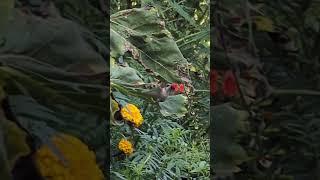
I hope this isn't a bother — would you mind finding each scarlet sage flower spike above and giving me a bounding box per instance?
[222,70,238,97]
[171,83,179,92]
[179,84,184,93]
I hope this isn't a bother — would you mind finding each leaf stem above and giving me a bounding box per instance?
[273,89,320,96]
[193,89,210,92]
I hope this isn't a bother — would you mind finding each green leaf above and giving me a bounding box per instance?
[110,29,127,58]
[110,7,189,83]
[167,0,195,26]
[253,16,275,32]
[212,104,249,136]
[159,95,187,118]
[111,58,144,85]
[7,95,106,163]
[110,99,120,122]
[0,0,14,35]
[211,104,250,176]
[0,117,31,180]
[0,10,106,74]
[2,120,31,168]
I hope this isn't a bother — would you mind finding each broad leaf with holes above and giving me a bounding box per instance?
[110,7,189,83]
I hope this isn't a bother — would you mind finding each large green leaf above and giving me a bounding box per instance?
[110,7,189,83]
[0,10,107,75]
[110,57,144,85]
[0,9,107,114]
[0,66,106,114]
[159,95,188,118]
[0,2,108,177]
[211,104,250,176]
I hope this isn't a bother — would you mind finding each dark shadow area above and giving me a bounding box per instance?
[211,0,320,179]
[0,0,109,179]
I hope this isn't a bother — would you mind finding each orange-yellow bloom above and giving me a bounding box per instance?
[118,139,133,155]
[34,134,104,180]
[120,103,143,127]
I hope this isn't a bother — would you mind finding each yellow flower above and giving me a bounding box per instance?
[120,103,143,127]
[118,139,133,155]
[34,134,104,180]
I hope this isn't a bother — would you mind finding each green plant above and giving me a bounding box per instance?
[110,0,210,179]
[212,0,320,179]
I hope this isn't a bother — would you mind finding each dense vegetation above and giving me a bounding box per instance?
[0,0,210,179]
[0,0,107,179]
[110,0,210,179]
[2,0,320,180]
[212,0,320,179]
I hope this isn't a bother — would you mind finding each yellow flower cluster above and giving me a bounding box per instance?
[118,139,133,155]
[34,134,104,180]
[120,103,143,127]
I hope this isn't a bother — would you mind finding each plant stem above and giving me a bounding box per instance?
[193,89,210,92]
[273,89,320,96]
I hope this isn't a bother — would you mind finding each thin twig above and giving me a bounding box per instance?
[215,1,252,115]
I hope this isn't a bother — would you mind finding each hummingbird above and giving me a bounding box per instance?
[142,83,185,102]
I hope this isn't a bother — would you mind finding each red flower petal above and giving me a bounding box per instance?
[179,84,184,93]
[222,70,238,97]
[171,83,179,92]
[210,70,218,96]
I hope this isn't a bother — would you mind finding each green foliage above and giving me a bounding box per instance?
[213,0,320,179]
[0,0,209,179]
[111,0,209,179]
[0,114,30,180]
[0,0,14,35]
[0,1,108,179]
[111,7,189,83]
[110,6,190,116]
[111,119,209,179]
[212,104,249,175]
[111,57,144,85]
[159,95,187,118]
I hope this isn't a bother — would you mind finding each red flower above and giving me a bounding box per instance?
[222,70,238,97]
[170,83,185,94]
[179,84,184,93]
[210,70,218,96]
[171,83,179,92]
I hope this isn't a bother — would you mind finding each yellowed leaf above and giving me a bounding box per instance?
[253,16,274,32]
